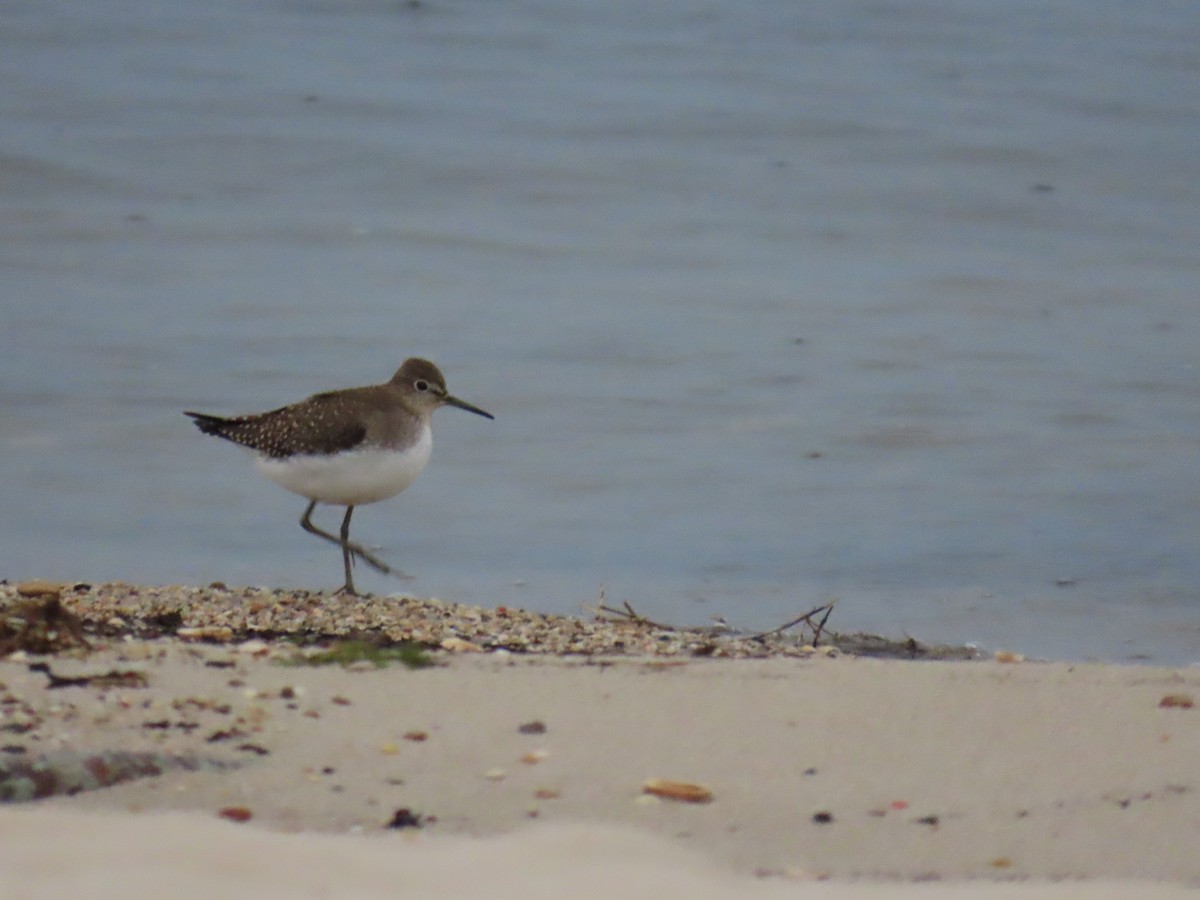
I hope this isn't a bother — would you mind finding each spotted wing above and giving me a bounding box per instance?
[184,393,369,459]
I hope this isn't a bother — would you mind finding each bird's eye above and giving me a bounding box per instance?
[414,379,429,392]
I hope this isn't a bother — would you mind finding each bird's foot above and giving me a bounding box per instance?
[346,543,394,576]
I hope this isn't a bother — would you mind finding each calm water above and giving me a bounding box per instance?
[2,0,1199,662]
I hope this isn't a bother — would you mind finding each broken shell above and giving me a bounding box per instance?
[441,637,483,653]
[237,639,271,656]
[16,580,63,599]
[178,626,234,643]
[642,779,714,804]
[1159,694,1195,709]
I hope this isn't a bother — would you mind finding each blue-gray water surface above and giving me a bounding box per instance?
[2,0,1199,662]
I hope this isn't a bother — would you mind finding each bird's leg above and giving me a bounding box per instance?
[299,501,395,595]
[339,506,355,596]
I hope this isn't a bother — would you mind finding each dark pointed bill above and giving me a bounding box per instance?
[445,394,494,420]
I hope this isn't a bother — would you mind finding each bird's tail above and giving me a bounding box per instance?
[183,411,232,437]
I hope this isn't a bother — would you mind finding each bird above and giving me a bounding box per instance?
[184,357,493,595]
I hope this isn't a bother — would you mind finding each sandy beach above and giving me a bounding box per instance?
[1,583,1198,898]
[5,2,1198,895]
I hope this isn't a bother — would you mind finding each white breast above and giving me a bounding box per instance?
[253,426,433,506]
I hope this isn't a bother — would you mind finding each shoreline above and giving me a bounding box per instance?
[2,582,1199,896]
[2,580,982,661]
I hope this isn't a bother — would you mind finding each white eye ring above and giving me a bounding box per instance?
[414,379,429,392]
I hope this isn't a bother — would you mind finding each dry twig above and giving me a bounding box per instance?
[751,601,837,645]
[590,586,674,630]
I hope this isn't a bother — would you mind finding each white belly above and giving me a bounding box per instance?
[253,427,433,506]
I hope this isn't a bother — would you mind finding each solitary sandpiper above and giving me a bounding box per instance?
[185,358,493,595]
